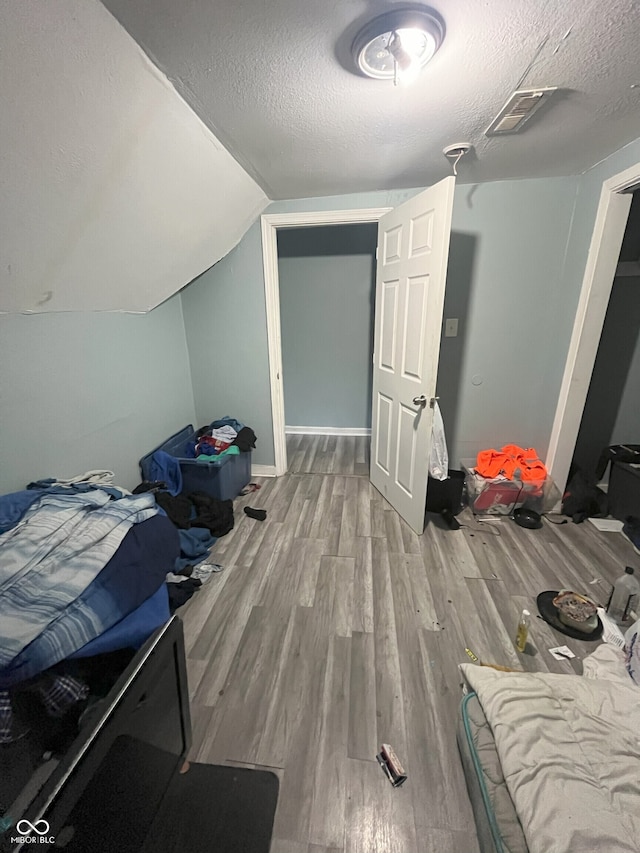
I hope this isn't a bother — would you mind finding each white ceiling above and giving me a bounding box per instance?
[101,0,640,199]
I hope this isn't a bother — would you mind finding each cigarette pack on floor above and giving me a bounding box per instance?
[376,743,407,787]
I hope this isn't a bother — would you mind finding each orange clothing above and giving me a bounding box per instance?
[476,445,546,482]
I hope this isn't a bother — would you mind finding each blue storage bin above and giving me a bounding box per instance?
[139,424,251,501]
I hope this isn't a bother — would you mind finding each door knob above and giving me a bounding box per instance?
[412,395,427,407]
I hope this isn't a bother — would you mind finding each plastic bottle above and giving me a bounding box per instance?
[515,609,530,653]
[606,567,640,623]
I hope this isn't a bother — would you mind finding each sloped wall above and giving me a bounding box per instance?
[0,0,267,314]
[0,296,196,493]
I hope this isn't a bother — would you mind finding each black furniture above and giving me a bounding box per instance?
[2,618,278,853]
[608,460,640,522]
[596,443,640,480]
[2,617,191,853]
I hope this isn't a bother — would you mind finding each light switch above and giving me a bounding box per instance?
[445,318,458,337]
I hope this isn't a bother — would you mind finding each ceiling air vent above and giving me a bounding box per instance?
[485,87,558,137]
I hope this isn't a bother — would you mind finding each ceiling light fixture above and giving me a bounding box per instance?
[443,142,473,176]
[352,6,445,85]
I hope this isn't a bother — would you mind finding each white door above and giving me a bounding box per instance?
[370,177,455,533]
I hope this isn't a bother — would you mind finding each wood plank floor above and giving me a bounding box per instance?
[181,435,637,853]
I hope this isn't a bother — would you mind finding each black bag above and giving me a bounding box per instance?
[561,470,608,523]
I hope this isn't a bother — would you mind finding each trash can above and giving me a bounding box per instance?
[426,469,466,515]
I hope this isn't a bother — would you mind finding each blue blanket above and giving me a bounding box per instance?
[70,584,170,658]
[0,493,178,687]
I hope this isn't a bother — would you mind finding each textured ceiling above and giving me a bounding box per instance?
[101,0,640,199]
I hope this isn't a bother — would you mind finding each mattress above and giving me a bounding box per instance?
[461,664,640,853]
[456,691,528,853]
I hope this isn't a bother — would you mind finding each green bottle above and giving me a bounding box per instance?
[515,609,530,653]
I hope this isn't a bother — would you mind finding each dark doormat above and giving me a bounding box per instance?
[142,762,279,853]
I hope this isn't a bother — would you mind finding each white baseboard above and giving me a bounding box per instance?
[251,464,277,478]
[285,425,371,437]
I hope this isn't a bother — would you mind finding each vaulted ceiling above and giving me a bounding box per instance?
[3,1,640,315]
[102,0,640,199]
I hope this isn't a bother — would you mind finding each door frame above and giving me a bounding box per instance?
[261,207,392,476]
[546,160,640,492]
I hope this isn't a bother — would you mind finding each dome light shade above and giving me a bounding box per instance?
[351,7,445,83]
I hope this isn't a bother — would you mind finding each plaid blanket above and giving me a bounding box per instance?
[0,676,89,744]
[0,490,157,684]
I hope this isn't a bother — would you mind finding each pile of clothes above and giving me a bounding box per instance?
[475,444,547,482]
[468,445,548,515]
[192,417,256,463]
[132,484,234,611]
[139,416,255,610]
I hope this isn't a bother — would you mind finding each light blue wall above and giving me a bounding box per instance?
[440,176,580,465]
[278,224,377,428]
[180,141,640,470]
[181,189,420,466]
[0,296,196,493]
[180,222,274,459]
[7,137,639,492]
[181,180,583,467]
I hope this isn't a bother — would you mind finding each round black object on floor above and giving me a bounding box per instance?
[537,591,603,641]
[513,507,543,529]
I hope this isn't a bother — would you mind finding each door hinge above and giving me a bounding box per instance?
[375,246,379,260]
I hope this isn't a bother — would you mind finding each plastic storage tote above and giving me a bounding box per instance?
[139,424,251,501]
[462,463,522,515]
[462,463,548,516]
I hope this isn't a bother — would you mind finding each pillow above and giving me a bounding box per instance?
[624,617,640,685]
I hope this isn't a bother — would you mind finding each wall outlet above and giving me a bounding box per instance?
[445,318,459,337]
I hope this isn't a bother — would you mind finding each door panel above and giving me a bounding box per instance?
[383,225,403,263]
[375,392,393,474]
[402,275,428,379]
[409,210,433,256]
[380,281,399,370]
[396,404,418,495]
[370,177,455,533]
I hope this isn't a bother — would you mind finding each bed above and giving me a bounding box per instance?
[457,643,640,853]
[457,689,528,853]
[0,481,180,748]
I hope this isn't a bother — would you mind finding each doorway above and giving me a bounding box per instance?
[546,160,640,492]
[278,223,378,435]
[277,222,377,475]
[262,180,455,534]
[261,207,391,476]
[570,190,640,483]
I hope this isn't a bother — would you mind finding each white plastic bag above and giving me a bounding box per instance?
[429,401,449,481]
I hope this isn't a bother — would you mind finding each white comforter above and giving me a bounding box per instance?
[461,663,640,853]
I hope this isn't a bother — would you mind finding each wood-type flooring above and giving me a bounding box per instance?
[182,435,635,853]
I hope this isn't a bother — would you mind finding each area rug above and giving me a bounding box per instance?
[142,762,279,853]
